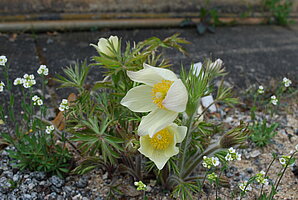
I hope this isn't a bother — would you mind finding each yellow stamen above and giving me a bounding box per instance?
[150,128,173,150]
[151,80,173,109]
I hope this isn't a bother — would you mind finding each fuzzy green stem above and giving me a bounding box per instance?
[270,152,296,200]
[259,156,276,197]
[181,142,221,179]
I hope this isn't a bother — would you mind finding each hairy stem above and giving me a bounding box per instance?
[181,142,221,179]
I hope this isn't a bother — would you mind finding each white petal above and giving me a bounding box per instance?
[193,62,202,76]
[120,85,156,112]
[143,63,178,81]
[109,36,119,49]
[138,109,178,137]
[168,124,187,143]
[201,95,217,112]
[150,150,170,170]
[97,38,113,56]
[138,136,154,158]
[163,79,188,112]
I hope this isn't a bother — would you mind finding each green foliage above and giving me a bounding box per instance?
[249,120,278,147]
[180,8,222,35]
[71,117,123,164]
[54,60,90,92]
[2,129,71,177]
[263,0,293,26]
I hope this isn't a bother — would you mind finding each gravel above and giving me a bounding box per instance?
[0,146,104,199]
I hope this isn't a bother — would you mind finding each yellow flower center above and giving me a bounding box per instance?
[151,80,174,109]
[150,128,173,150]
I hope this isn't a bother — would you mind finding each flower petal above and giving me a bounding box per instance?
[138,109,178,137]
[163,79,188,112]
[143,63,178,81]
[164,146,179,158]
[127,64,178,86]
[150,150,170,170]
[168,123,187,143]
[120,85,156,112]
[97,38,112,56]
[138,136,154,158]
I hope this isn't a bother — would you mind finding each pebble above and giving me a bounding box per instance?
[49,176,65,188]
[76,177,88,188]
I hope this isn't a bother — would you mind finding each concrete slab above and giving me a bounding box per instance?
[0,34,39,79]
[1,25,297,90]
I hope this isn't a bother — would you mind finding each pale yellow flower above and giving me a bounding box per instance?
[121,63,188,137]
[91,35,119,57]
[138,123,187,170]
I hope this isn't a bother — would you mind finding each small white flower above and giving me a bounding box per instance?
[32,95,43,106]
[225,153,233,161]
[239,181,252,192]
[37,99,43,106]
[256,171,269,185]
[0,81,5,92]
[32,95,39,101]
[279,157,286,165]
[228,147,236,153]
[37,65,49,76]
[14,78,24,85]
[295,144,298,151]
[257,85,264,94]
[45,125,55,134]
[22,74,36,88]
[134,181,147,191]
[0,55,7,66]
[211,157,220,166]
[225,148,241,162]
[202,156,220,168]
[282,77,292,87]
[49,125,55,130]
[58,99,69,111]
[270,95,278,105]
[236,152,241,161]
[59,105,65,111]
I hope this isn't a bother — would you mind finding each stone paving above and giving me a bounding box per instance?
[0,25,297,90]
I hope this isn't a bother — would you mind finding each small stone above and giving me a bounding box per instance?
[31,171,46,181]
[102,172,108,180]
[76,177,88,188]
[249,150,261,158]
[246,168,254,174]
[49,176,64,188]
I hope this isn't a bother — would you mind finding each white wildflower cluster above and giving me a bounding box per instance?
[239,181,252,192]
[45,125,55,134]
[207,172,218,182]
[0,55,7,66]
[282,77,292,88]
[14,74,36,88]
[134,181,147,191]
[257,85,264,94]
[255,171,269,185]
[279,155,291,167]
[270,95,278,105]
[225,147,241,161]
[59,99,69,111]
[37,65,49,76]
[32,95,43,106]
[202,156,220,169]
[0,81,5,92]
